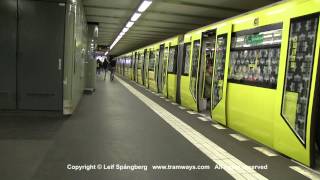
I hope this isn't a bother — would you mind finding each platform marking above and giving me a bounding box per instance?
[291,159,320,178]
[200,114,211,119]
[187,111,198,115]
[178,106,186,110]
[290,166,320,179]
[116,76,267,180]
[197,117,210,122]
[212,124,226,130]
[253,147,278,157]
[230,134,249,142]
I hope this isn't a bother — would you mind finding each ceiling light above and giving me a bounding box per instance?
[126,21,134,28]
[138,0,152,12]
[131,12,141,21]
[109,0,152,50]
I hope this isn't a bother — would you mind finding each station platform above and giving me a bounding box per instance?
[0,75,318,180]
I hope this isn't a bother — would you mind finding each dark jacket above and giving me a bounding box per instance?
[103,60,108,69]
[109,59,116,67]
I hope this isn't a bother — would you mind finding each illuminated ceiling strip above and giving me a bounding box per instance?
[110,0,152,50]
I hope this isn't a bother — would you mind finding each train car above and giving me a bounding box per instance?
[218,0,319,168]
[115,0,320,168]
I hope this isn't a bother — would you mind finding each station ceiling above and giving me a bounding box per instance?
[83,0,280,55]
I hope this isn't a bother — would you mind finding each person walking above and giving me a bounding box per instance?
[96,59,102,75]
[103,58,108,80]
[108,58,116,81]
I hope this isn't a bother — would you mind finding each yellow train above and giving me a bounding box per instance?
[115,0,320,168]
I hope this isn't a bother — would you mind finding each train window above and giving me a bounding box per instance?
[167,46,178,74]
[137,54,141,69]
[148,51,155,71]
[182,43,191,75]
[212,34,228,109]
[138,53,144,69]
[144,50,149,72]
[228,23,283,89]
[154,49,159,81]
[282,14,319,143]
[162,47,169,88]
[190,40,201,99]
[130,55,134,69]
[126,56,131,75]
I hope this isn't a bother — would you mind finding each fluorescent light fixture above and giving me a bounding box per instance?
[109,0,152,50]
[131,12,141,21]
[122,27,129,33]
[126,21,134,28]
[138,0,152,12]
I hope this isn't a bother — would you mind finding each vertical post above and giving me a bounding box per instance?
[84,23,99,93]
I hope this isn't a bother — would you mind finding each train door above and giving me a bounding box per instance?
[189,40,201,104]
[197,30,216,113]
[131,54,135,80]
[18,0,65,110]
[211,23,232,125]
[134,52,138,82]
[167,44,178,101]
[176,35,185,104]
[163,46,169,97]
[137,53,141,84]
[144,50,149,88]
[132,53,135,81]
[278,14,320,167]
[313,54,320,168]
[148,49,157,92]
[154,49,160,91]
[157,44,165,93]
[0,0,17,110]
[142,49,147,86]
[129,55,132,80]
[122,59,125,76]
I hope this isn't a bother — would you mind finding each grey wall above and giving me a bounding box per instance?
[0,0,89,115]
[63,0,89,115]
[0,0,17,110]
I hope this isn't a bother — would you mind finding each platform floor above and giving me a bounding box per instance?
[0,74,319,180]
